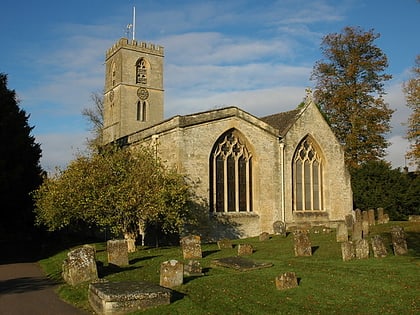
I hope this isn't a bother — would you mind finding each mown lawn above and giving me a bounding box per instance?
[39,221,420,314]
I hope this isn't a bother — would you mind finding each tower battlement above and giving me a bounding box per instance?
[106,38,164,58]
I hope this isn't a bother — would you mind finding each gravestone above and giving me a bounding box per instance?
[107,239,129,267]
[354,239,369,259]
[259,232,270,241]
[352,221,363,241]
[368,209,375,226]
[275,272,298,290]
[371,235,388,258]
[408,215,420,222]
[180,235,202,259]
[377,207,384,224]
[184,260,203,277]
[336,222,348,242]
[383,214,390,224]
[89,281,171,314]
[355,209,362,222]
[362,220,369,238]
[273,221,286,236]
[62,245,98,286]
[345,214,354,229]
[341,241,355,261]
[212,256,273,271]
[160,260,183,288]
[217,238,233,249]
[362,211,368,223]
[293,230,312,257]
[237,244,254,256]
[390,226,408,255]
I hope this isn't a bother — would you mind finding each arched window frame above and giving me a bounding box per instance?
[210,129,253,213]
[292,136,324,211]
[136,58,148,84]
[136,100,147,121]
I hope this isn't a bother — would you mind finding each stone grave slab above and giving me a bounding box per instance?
[88,281,171,315]
[217,239,233,249]
[371,235,388,258]
[212,256,273,272]
[341,241,355,261]
[354,239,369,259]
[273,221,287,236]
[160,260,183,288]
[293,230,312,257]
[259,232,270,241]
[336,222,348,242]
[377,207,384,224]
[184,260,203,277]
[237,244,253,256]
[391,226,408,255]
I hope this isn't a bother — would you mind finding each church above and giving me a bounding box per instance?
[102,38,353,240]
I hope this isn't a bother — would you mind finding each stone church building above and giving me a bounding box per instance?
[102,38,353,240]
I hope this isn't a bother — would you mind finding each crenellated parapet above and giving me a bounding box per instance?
[106,38,164,58]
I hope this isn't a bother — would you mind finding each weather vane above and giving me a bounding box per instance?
[124,5,136,40]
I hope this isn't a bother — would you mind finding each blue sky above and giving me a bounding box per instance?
[1,0,419,172]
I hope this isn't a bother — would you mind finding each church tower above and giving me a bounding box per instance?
[103,38,164,143]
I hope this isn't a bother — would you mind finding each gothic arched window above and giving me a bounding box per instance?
[210,130,252,213]
[136,100,147,121]
[136,58,147,84]
[293,137,323,211]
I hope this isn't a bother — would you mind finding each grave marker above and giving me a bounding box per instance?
[180,235,202,259]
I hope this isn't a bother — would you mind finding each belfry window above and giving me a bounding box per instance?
[136,101,147,121]
[136,59,147,84]
[210,130,252,213]
[293,137,323,211]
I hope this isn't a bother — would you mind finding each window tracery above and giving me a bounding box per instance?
[136,59,147,84]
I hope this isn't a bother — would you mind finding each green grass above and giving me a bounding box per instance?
[39,221,420,314]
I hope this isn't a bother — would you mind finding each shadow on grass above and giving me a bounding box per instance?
[406,231,420,258]
[97,263,142,278]
[311,246,320,255]
[171,290,186,303]
[129,255,161,265]
[202,250,220,258]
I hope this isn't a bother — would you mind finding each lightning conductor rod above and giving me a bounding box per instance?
[132,6,136,41]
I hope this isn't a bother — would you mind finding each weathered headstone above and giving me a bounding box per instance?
[183,260,203,277]
[362,220,369,238]
[89,281,171,314]
[362,211,369,223]
[259,232,270,241]
[371,235,388,258]
[160,260,183,288]
[354,239,369,259]
[217,238,233,249]
[390,226,408,255]
[62,245,98,286]
[293,230,312,257]
[368,209,375,226]
[341,241,355,261]
[273,221,287,236]
[377,207,384,224]
[383,214,390,224]
[336,222,348,242]
[408,215,420,222]
[345,214,354,229]
[355,209,362,222]
[275,272,298,290]
[180,235,202,259]
[352,221,363,241]
[237,244,254,256]
[107,239,129,267]
[124,233,136,253]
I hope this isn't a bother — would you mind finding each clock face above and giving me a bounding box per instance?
[137,87,149,100]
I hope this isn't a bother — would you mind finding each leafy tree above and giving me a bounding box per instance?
[82,91,104,149]
[0,73,43,236]
[351,160,420,220]
[33,145,196,243]
[403,54,420,170]
[311,26,394,169]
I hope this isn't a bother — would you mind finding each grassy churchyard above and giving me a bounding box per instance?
[39,221,420,314]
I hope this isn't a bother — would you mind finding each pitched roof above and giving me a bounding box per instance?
[260,108,301,137]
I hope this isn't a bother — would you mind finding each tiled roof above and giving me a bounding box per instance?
[260,108,301,137]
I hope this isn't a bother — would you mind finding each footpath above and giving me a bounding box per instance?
[0,240,87,315]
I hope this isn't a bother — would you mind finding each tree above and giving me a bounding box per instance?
[0,73,43,237]
[403,54,420,170]
[311,26,394,169]
[82,91,104,149]
[33,145,196,244]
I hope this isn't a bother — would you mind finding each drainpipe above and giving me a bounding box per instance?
[279,140,285,222]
